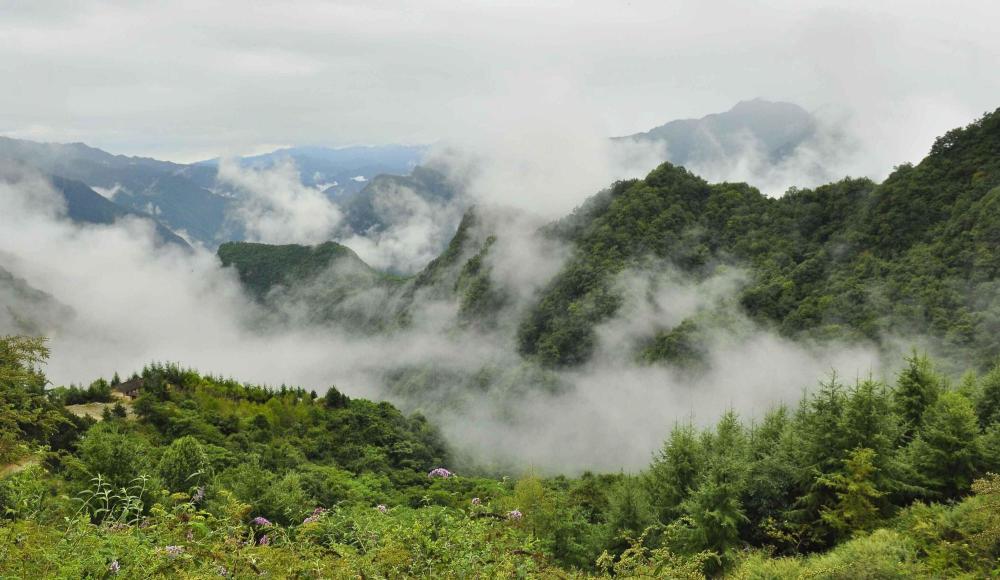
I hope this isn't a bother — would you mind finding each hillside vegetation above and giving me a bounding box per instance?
[518,108,1000,368]
[220,109,1000,378]
[2,336,999,577]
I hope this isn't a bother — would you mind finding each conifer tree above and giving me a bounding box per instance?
[907,391,981,498]
[893,353,942,441]
[817,447,885,537]
[974,362,1000,429]
[646,423,703,522]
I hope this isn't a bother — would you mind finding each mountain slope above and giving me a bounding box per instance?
[0,137,227,245]
[218,241,407,329]
[619,99,818,167]
[335,165,460,235]
[48,176,190,248]
[0,265,73,335]
[520,108,1000,368]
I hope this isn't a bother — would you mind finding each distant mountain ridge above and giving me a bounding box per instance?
[0,136,227,245]
[199,144,427,197]
[0,137,427,247]
[618,99,818,167]
[47,175,191,249]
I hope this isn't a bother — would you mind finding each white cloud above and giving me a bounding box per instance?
[218,158,342,244]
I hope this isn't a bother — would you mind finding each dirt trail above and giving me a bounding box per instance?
[0,455,38,478]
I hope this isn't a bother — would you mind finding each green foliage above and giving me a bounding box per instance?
[646,423,704,522]
[77,423,154,491]
[816,448,886,537]
[893,353,943,440]
[906,391,982,498]
[158,436,211,492]
[3,333,1000,576]
[514,109,1000,369]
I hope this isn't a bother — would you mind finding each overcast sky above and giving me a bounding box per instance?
[2,0,998,163]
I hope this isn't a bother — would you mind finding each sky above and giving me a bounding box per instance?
[1,0,998,163]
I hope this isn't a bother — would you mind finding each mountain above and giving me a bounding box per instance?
[336,165,460,235]
[224,108,1000,374]
[618,98,818,168]
[200,144,427,196]
[0,264,73,335]
[0,137,227,245]
[48,176,190,249]
[519,106,1000,368]
[218,241,406,329]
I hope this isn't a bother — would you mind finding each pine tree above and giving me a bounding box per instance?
[893,353,942,441]
[646,423,703,522]
[817,447,885,538]
[907,391,981,498]
[673,411,749,571]
[605,475,654,554]
[974,362,1000,429]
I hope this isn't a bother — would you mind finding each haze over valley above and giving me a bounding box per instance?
[2,2,999,577]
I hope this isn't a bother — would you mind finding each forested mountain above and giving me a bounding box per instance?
[335,165,459,235]
[519,107,1000,369]
[221,108,1000,376]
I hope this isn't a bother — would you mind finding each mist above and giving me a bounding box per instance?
[0,155,900,473]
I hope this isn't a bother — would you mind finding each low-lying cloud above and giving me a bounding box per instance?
[0,166,893,473]
[220,158,343,245]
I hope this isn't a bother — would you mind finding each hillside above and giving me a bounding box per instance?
[218,241,407,329]
[212,109,1000,375]
[49,176,191,249]
[2,336,1000,577]
[518,107,1000,368]
[0,137,226,245]
[0,266,73,335]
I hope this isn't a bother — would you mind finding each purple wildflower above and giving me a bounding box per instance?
[428,467,453,478]
[108,560,120,574]
[471,497,481,506]
[506,509,523,521]
[251,516,272,526]
[376,504,388,513]
[164,545,184,558]
[258,534,270,546]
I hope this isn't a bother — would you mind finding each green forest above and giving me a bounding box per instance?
[2,334,999,577]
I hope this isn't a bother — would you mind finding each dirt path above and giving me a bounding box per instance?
[0,455,38,478]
